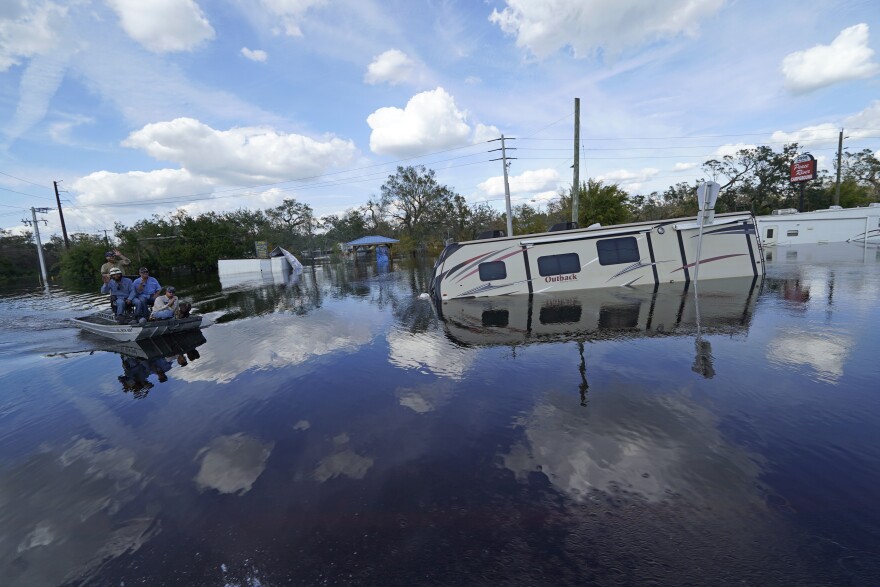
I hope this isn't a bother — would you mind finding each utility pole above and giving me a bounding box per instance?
[489,135,517,237]
[834,128,844,207]
[22,208,51,285]
[53,180,70,249]
[102,229,111,246]
[572,97,580,225]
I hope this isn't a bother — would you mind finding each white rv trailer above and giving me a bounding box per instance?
[430,211,764,300]
[755,203,880,246]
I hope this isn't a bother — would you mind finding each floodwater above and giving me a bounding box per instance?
[1,243,879,586]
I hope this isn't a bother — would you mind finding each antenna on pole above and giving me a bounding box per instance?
[572,97,580,225]
[489,135,517,236]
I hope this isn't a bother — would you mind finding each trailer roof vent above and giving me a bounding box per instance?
[476,229,506,240]
[771,208,798,215]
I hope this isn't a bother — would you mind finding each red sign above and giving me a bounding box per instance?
[790,154,817,183]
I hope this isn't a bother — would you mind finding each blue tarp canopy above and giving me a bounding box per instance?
[345,236,399,247]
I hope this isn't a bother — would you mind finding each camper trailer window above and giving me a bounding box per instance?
[596,237,640,265]
[478,261,507,281]
[787,230,799,237]
[766,229,774,238]
[538,253,581,276]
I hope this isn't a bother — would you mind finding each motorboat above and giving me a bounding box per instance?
[72,310,203,342]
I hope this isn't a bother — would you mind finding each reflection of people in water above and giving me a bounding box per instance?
[117,344,204,397]
[118,356,154,398]
[175,348,202,367]
[149,356,173,383]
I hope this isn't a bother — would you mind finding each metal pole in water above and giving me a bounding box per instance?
[31,207,49,286]
[501,135,513,237]
[693,181,720,286]
[694,185,707,285]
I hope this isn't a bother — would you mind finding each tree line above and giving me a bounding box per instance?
[2,143,878,282]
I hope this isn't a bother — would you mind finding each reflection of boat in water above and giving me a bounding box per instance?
[98,330,207,360]
[437,277,762,348]
[72,310,203,341]
[108,331,206,398]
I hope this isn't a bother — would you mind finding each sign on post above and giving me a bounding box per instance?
[790,153,817,183]
[254,241,269,258]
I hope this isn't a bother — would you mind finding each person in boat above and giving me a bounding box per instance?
[100,267,142,322]
[100,249,131,282]
[133,266,161,316]
[150,286,179,320]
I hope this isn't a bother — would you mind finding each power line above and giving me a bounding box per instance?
[0,170,51,189]
[0,185,56,200]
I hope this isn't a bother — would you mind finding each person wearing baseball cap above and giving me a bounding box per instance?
[150,286,179,320]
[100,267,138,322]
[100,249,131,282]
[133,267,162,317]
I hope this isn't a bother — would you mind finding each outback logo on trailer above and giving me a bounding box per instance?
[544,274,578,283]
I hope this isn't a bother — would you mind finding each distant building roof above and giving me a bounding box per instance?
[345,236,399,246]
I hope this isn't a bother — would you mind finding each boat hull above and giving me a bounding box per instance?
[72,311,203,342]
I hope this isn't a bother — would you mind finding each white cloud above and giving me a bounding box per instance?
[122,117,358,184]
[472,123,500,144]
[0,0,67,71]
[260,0,326,37]
[713,143,757,159]
[782,24,880,93]
[48,114,95,144]
[241,47,267,62]
[367,87,471,156]
[767,101,880,151]
[489,0,724,59]
[364,49,416,85]
[72,168,213,206]
[771,123,839,148]
[596,167,659,186]
[844,100,880,140]
[673,162,698,172]
[478,168,561,197]
[106,0,215,53]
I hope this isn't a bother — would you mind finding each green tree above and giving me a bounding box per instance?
[58,234,107,280]
[379,165,456,243]
[323,209,368,246]
[843,149,880,200]
[512,203,547,234]
[703,144,801,214]
[577,179,632,227]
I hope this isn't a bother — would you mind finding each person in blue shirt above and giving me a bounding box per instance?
[133,267,161,317]
[100,267,142,322]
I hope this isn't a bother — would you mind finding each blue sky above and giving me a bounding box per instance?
[1,0,879,238]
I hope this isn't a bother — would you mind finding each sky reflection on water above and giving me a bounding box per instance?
[1,245,879,586]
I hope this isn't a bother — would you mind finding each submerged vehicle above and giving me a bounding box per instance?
[430,210,763,301]
[755,203,880,246]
